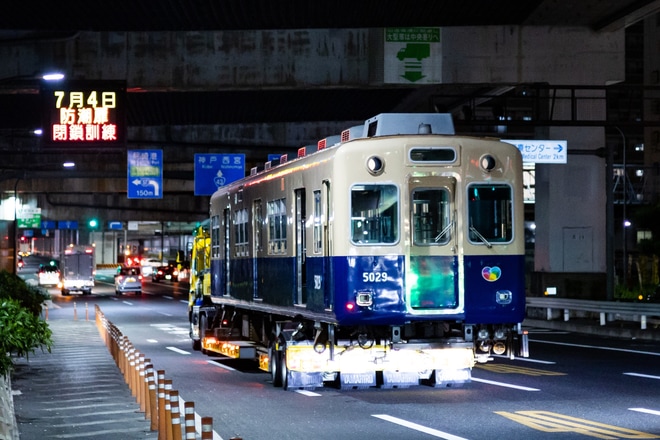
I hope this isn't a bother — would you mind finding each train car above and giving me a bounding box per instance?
[191,113,528,390]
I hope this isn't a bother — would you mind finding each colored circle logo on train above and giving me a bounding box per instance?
[481,266,501,282]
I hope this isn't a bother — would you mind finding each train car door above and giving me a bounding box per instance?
[408,176,459,312]
[252,199,262,298]
[223,208,231,296]
[295,188,306,304]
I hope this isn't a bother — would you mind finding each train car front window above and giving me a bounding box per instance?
[412,189,451,245]
[467,184,513,244]
[351,184,398,244]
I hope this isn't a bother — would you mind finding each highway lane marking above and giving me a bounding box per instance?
[208,360,236,371]
[493,354,556,364]
[624,372,660,380]
[630,408,660,416]
[179,299,189,304]
[177,396,223,440]
[373,414,469,439]
[530,339,660,357]
[475,363,565,376]
[166,346,190,355]
[122,300,133,306]
[495,410,658,439]
[470,377,540,391]
[295,390,321,397]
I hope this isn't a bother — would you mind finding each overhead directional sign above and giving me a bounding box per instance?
[17,207,41,228]
[503,139,567,164]
[194,153,245,196]
[127,149,163,199]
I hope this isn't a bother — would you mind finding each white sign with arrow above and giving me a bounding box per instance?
[502,140,567,164]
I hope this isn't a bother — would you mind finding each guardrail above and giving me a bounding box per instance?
[526,297,660,330]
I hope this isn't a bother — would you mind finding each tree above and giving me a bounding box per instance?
[0,271,52,377]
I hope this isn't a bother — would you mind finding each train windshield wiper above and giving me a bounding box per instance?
[469,225,492,248]
[434,221,453,243]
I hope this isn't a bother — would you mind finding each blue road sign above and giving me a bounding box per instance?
[194,154,245,196]
[108,221,123,230]
[57,220,78,230]
[127,149,163,199]
[41,220,56,229]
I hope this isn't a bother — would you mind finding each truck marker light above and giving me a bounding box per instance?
[346,302,355,312]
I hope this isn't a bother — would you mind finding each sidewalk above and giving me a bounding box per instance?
[10,318,155,439]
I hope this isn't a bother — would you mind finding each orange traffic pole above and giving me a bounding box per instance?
[201,417,213,440]
[184,401,196,440]
[164,379,173,440]
[170,390,182,440]
[157,371,166,440]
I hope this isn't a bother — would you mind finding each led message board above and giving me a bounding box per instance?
[41,80,126,147]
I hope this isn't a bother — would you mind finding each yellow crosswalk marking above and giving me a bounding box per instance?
[475,363,565,376]
[495,411,659,439]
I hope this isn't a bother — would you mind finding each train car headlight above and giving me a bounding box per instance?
[366,156,385,175]
[480,154,496,172]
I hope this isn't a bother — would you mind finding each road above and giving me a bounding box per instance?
[19,256,660,440]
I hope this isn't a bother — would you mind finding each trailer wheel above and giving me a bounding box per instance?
[271,345,282,387]
[199,314,208,354]
[279,349,289,391]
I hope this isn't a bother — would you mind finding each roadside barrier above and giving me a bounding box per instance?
[95,305,219,439]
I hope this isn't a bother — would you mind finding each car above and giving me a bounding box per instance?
[115,267,143,295]
[38,265,61,286]
[140,258,164,277]
[151,265,178,282]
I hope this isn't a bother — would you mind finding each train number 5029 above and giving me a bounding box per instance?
[362,272,388,283]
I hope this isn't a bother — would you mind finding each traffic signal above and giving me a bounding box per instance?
[88,218,99,229]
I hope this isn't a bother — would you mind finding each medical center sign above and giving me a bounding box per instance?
[41,80,126,148]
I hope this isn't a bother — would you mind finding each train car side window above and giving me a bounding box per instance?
[234,208,248,257]
[313,190,322,254]
[412,189,451,245]
[211,214,220,258]
[267,198,287,254]
[350,184,398,245]
[467,184,513,245]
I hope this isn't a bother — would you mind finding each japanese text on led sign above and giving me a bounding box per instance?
[42,80,126,147]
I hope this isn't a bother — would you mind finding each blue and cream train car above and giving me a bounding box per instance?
[195,113,529,390]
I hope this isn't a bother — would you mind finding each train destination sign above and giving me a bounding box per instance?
[127,149,163,199]
[41,80,126,148]
[502,139,567,164]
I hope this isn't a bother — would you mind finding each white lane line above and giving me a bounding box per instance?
[624,372,660,380]
[178,396,223,440]
[157,311,173,316]
[470,377,540,391]
[208,360,236,371]
[122,300,133,306]
[180,300,189,304]
[295,390,321,397]
[492,355,556,364]
[166,346,190,355]
[531,339,660,357]
[146,339,158,343]
[373,414,470,439]
[630,408,660,416]
[163,295,173,300]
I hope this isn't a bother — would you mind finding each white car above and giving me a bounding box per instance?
[38,265,61,286]
[140,259,163,277]
[115,267,143,295]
